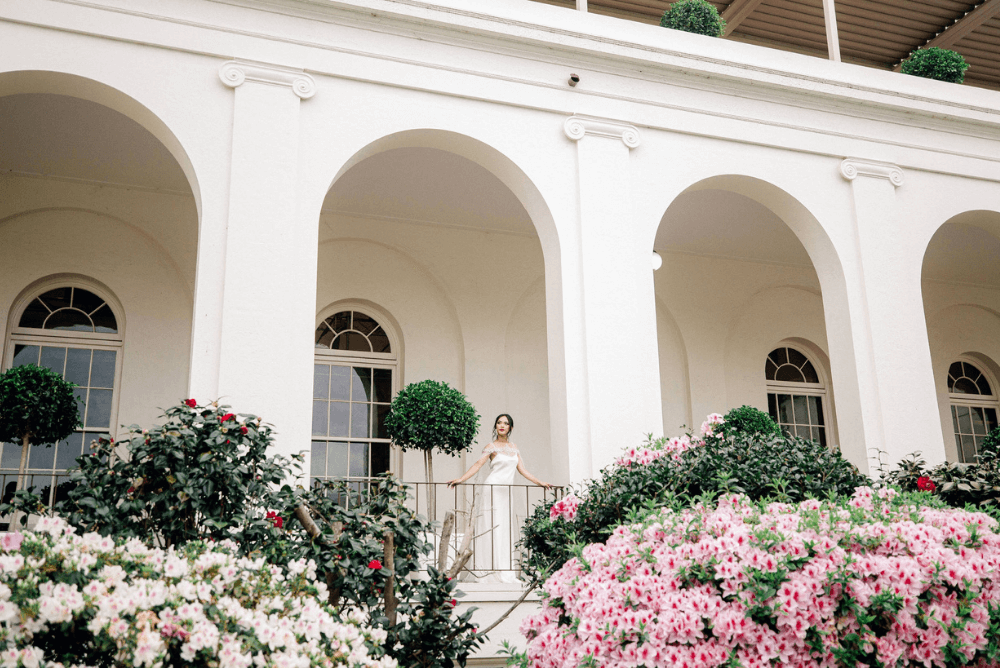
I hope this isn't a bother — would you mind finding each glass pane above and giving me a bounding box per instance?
[977,375,993,396]
[375,404,391,439]
[39,346,66,374]
[954,378,979,395]
[46,309,93,332]
[333,332,371,352]
[787,348,808,367]
[1,442,22,470]
[39,288,72,312]
[767,393,778,422]
[971,407,987,436]
[73,289,103,314]
[311,441,327,478]
[373,369,393,403]
[770,348,788,366]
[817,426,827,448]
[330,366,350,400]
[949,362,964,380]
[792,395,809,425]
[329,442,349,477]
[315,325,336,348]
[19,299,48,328]
[957,406,972,435]
[313,365,330,400]
[55,433,85,470]
[765,358,778,381]
[85,389,113,428]
[349,442,369,477]
[90,304,118,334]
[952,405,961,434]
[987,408,999,432]
[65,348,92,387]
[352,368,372,402]
[327,312,351,334]
[351,403,370,438]
[796,426,811,440]
[329,402,349,438]
[369,328,391,354]
[372,443,390,476]
[73,388,87,420]
[778,395,793,424]
[90,350,116,388]
[962,435,977,463]
[312,401,329,437]
[12,344,39,367]
[352,313,379,335]
[775,365,806,383]
[801,361,819,384]
[809,396,825,425]
[28,443,55,471]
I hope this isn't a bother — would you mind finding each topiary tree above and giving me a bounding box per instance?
[383,380,480,521]
[660,0,726,37]
[0,364,80,526]
[901,47,970,83]
[717,404,781,440]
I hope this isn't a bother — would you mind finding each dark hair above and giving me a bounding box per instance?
[493,413,514,439]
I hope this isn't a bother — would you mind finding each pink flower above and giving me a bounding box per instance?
[1,533,22,552]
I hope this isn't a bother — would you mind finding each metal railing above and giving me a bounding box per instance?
[0,472,74,531]
[315,477,564,577]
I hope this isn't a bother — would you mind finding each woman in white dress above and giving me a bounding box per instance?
[447,414,552,583]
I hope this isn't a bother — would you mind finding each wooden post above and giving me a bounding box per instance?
[384,532,397,626]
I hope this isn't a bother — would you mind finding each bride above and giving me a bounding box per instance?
[447,414,552,583]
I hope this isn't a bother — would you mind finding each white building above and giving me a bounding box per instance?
[2,0,999,661]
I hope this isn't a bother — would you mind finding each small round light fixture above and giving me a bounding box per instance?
[651,251,663,271]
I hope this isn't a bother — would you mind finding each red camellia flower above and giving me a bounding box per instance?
[274,517,283,529]
[265,511,283,529]
[241,426,248,435]
[917,476,937,492]
[184,399,197,408]
[450,599,457,608]
[127,487,135,494]
[367,559,383,570]
[221,413,236,422]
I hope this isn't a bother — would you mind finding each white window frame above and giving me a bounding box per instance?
[948,357,1000,463]
[312,303,401,483]
[3,279,125,508]
[765,345,830,447]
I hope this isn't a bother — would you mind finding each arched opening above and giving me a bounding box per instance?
[922,210,1000,462]
[0,73,199,459]
[653,176,846,453]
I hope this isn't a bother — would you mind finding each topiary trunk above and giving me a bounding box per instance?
[424,449,436,523]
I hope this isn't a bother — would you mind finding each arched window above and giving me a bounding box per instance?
[3,284,123,507]
[948,360,999,463]
[312,309,397,483]
[765,346,827,446]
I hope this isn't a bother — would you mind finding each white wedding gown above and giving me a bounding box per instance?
[473,445,520,583]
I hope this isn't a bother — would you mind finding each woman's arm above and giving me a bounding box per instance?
[446,453,491,487]
[516,454,553,489]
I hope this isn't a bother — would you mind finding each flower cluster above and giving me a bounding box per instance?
[700,412,725,438]
[917,476,937,492]
[549,494,581,522]
[520,489,1000,668]
[615,435,700,469]
[0,517,396,668]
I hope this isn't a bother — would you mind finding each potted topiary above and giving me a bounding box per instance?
[383,380,480,521]
[901,47,970,83]
[660,0,727,37]
[0,364,81,528]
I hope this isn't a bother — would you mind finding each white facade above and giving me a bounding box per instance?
[2,0,1000,659]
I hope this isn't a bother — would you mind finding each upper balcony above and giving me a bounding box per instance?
[529,0,999,92]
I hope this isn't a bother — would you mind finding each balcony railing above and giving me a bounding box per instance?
[320,478,565,578]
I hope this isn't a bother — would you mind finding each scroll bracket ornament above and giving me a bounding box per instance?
[839,158,904,187]
[219,60,316,100]
[563,114,641,149]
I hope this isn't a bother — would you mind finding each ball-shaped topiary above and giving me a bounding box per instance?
[0,364,80,449]
[660,0,726,37]
[901,47,970,84]
[718,404,781,439]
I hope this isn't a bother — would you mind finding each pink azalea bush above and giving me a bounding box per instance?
[520,488,1000,668]
[616,435,701,468]
[550,495,582,522]
[0,516,395,668]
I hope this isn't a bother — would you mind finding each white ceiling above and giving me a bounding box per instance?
[322,148,536,236]
[0,94,189,193]
[924,222,1000,287]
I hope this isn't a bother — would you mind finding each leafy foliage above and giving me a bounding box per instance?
[901,47,970,83]
[520,426,867,579]
[716,404,780,440]
[0,363,81,445]
[55,401,286,551]
[383,380,480,457]
[659,0,726,37]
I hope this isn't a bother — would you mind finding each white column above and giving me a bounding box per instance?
[564,115,663,474]
[211,61,319,464]
[840,159,946,469]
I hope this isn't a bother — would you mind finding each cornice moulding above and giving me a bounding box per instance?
[564,115,641,148]
[219,60,317,99]
[840,158,904,187]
